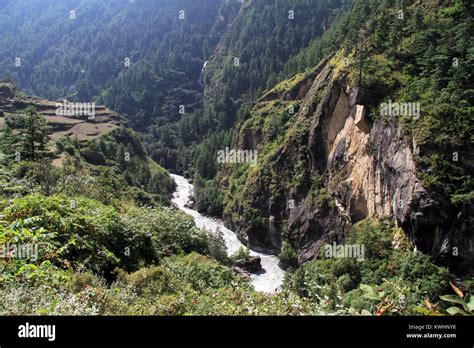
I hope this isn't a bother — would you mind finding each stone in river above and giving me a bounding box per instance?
[233,256,262,274]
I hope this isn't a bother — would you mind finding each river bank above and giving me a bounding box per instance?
[170,174,285,293]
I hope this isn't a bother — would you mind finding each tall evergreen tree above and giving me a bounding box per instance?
[18,107,51,161]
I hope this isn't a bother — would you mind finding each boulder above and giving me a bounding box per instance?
[354,104,369,134]
[232,266,250,277]
[233,256,262,274]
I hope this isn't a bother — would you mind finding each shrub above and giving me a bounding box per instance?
[285,219,450,315]
[121,266,189,296]
[231,246,250,261]
[0,194,220,278]
[206,229,230,264]
[193,177,224,217]
[389,251,449,298]
[278,241,298,269]
[163,253,240,291]
[348,220,394,259]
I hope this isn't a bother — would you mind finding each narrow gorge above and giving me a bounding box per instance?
[222,57,473,276]
[171,174,285,293]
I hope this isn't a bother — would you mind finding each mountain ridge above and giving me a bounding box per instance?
[218,0,473,277]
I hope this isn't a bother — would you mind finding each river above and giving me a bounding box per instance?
[170,174,285,293]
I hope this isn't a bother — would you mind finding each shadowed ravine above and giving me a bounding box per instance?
[171,174,285,293]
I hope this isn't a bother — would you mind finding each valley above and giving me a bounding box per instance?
[0,0,472,317]
[171,173,285,293]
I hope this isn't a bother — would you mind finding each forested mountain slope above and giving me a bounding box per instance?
[188,0,353,212]
[0,0,352,174]
[218,0,473,279]
[0,81,173,205]
[0,0,472,317]
[0,0,232,173]
[0,83,311,316]
[0,0,222,101]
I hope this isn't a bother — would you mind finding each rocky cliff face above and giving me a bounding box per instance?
[223,59,473,276]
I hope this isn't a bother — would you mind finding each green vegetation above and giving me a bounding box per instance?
[0,106,51,162]
[278,241,298,269]
[9,188,449,316]
[78,128,174,205]
[0,0,470,316]
[286,0,473,202]
[216,0,471,311]
[0,194,323,316]
[0,194,221,279]
[284,220,450,315]
[439,282,474,316]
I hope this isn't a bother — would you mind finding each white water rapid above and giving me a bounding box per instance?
[171,174,285,293]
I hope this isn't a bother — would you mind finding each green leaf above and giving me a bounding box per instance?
[440,294,465,305]
[360,284,380,300]
[365,294,382,300]
[36,308,50,315]
[446,306,469,316]
[414,306,431,315]
[360,284,374,293]
[463,294,474,312]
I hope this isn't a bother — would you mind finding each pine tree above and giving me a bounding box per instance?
[0,125,18,163]
[18,107,51,161]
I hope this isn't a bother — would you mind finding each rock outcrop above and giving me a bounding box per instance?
[223,59,473,276]
[233,256,262,275]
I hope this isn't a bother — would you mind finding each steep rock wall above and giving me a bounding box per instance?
[224,61,473,275]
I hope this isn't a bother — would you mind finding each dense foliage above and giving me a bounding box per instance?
[190,0,351,211]
[218,0,473,276]
[0,0,352,175]
[284,0,474,201]
[285,220,450,315]
[0,194,323,316]
[0,95,173,205]
[0,0,228,172]
[0,0,470,316]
